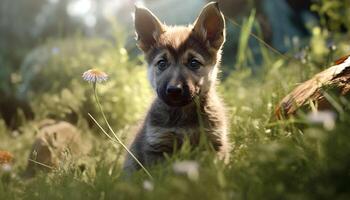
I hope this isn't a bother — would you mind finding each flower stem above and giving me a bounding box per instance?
[92,84,153,179]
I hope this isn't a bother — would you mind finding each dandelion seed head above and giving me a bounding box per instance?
[82,69,108,83]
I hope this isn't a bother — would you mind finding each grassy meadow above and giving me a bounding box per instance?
[1,7,350,200]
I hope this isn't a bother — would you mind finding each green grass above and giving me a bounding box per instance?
[1,25,350,199]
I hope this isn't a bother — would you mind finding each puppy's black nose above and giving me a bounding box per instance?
[166,85,183,96]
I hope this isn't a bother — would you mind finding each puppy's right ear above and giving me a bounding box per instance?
[134,6,164,52]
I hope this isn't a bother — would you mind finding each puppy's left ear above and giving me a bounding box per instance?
[193,2,225,50]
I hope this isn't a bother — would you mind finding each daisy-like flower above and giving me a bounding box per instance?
[173,160,199,181]
[307,110,336,131]
[82,69,108,83]
[83,68,153,179]
[0,150,13,165]
[143,180,154,191]
[2,163,12,173]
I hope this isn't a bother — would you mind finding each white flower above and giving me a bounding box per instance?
[143,180,154,191]
[82,69,108,83]
[173,160,199,181]
[1,163,12,173]
[307,110,336,130]
[51,47,60,55]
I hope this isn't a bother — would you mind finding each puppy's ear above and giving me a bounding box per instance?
[193,2,225,50]
[134,6,164,52]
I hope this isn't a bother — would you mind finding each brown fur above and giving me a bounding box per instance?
[124,2,229,173]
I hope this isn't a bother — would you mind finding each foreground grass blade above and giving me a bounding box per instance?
[88,113,153,179]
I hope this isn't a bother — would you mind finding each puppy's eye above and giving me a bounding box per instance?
[156,59,168,71]
[188,58,202,70]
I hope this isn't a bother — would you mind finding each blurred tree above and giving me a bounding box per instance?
[0,0,46,69]
[0,0,142,128]
[0,0,85,128]
[0,0,47,128]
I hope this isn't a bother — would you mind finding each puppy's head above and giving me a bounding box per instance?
[135,2,225,107]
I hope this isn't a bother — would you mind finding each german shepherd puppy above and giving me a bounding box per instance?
[124,2,229,173]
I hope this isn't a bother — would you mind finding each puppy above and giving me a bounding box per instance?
[124,2,229,173]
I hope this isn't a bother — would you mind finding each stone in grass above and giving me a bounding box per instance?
[24,119,88,177]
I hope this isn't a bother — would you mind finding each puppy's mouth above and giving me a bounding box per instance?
[157,87,193,107]
[162,96,193,107]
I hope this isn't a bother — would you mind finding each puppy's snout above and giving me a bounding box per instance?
[160,82,192,107]
[166,85,183,97]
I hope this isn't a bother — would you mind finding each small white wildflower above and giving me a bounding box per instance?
[173,160,199,181]
[51,47,60,55]
[82,69,108,83]
[1,163,12,173]
[265,129,271,134]
[143,180,154,191]
[307,110,336,131]
[11,130,19,137]
[285,132,292,137]
[241,106,252,113]
[267,103,273,110]
[253,119,259,129]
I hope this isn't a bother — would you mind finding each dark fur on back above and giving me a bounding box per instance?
[124,2,229,173]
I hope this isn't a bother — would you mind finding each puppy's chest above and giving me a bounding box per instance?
[147,125,198,140]
[144,124,220,153]
[145,102,225,152]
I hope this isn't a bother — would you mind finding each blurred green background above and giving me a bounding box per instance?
[1,0,350,199]
[1,0,350,129]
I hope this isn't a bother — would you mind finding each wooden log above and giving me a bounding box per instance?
[275,55,350,118]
